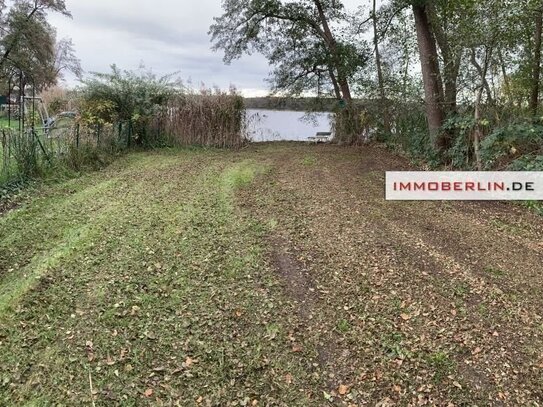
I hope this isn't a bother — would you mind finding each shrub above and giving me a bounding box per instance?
[333,104,371,145]
[480,123,543,169]
[507,154,543,171]
[442,115,477,169]
[80,65,178,145]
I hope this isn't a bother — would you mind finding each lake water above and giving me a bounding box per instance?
[246,109,334,142]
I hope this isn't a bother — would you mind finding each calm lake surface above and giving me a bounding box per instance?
[246,109,334,142]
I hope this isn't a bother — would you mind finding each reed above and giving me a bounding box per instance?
[157,90,246,148]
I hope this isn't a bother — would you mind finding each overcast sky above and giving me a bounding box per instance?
[49,0,365,96]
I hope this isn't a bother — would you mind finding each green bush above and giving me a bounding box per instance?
[507,154,543,170]
[80,65,177,146]
[480,123,543,169]
[333,105,369,145]
[443,115,477,169]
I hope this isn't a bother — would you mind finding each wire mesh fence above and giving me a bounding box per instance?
[0,122,133,186]
[0,94,247,188]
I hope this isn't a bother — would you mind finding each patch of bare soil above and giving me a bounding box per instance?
[239,143,543,406]
[269,236,318,320]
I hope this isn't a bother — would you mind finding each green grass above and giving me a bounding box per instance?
[0,116,20,129]
[301,155,317,166]
[484,266,505,277]
[426,351,455,384]
[0,149,313,405]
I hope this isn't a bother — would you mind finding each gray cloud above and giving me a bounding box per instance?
[47,0,361,95]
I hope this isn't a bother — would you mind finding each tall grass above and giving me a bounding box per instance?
[158,91,246,148]
[0,123,121,187]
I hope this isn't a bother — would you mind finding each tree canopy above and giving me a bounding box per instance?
[0,0,79,90]
[210,0,370,101]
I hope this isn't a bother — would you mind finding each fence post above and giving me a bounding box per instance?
[76,124,80,148]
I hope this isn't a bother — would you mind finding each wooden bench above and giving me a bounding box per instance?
[308,132,332,143]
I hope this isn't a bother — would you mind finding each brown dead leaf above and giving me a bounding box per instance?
[144,388,153,397]
[184,356,195,368]
[338,384,349,395]
[400,313,411,321]
[292,344,303,353]
[285,373,293,384]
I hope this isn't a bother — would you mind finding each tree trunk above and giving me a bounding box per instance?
[328,67,342,100]
[427,3,460,115]
[498,50,513,107]
[373,0,391,134]
[338,80,352,102]
[530,4,543,115]
[314,0,352,102]
[442,55,461,113]
[470,49,494,105]
[412,3,447,151]
[473,89,483,170]
[472,47,492,170]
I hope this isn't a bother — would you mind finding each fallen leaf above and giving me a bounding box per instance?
[285,374,293,384]
[400,313,411,321]
[338,384,349,395]
[144,388,153,397]
[323,391,333,401]
[184,356,195,368]
[292,344,303,353]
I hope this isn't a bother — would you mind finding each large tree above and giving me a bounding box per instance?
[209,0,368,102]
[0,0,75,89]
[411,1,446,149]
[0,0,69,68]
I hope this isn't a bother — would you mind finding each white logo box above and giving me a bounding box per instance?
[386,172,543,201]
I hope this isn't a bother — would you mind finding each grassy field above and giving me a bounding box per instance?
[1,144,543,406]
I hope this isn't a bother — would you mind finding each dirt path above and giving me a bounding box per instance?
[239,143,543,406]
[1,143,542,406]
